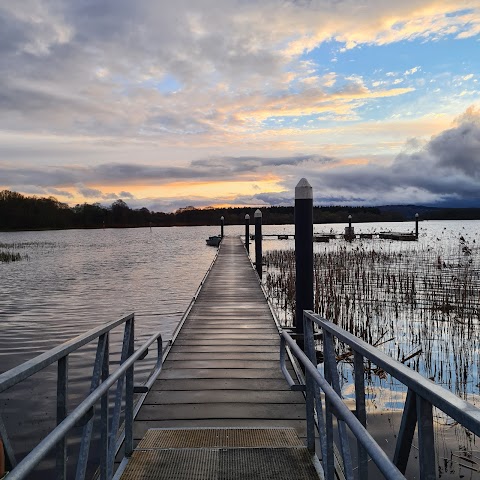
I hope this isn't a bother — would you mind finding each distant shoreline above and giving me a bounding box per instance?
[1,189,479,232]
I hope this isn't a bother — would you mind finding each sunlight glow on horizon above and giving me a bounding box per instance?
[0,1,479,209]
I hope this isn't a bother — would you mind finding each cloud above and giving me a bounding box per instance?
[119,191,134,199]
[0,1,477,141]
[404,66,420,76]
[76,184,104,198]
[0,154,332,190]
[299,106,480,204]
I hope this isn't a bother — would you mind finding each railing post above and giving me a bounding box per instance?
[100,333,109,480]
[415,213,419,239]
[254,209,262,278]
[354,351,368,480]
[108,320,132,477]
[304,312,329,478]
[303,313,316,453]
[220,216,224,238]
[324,331,354,479]
[0,415,17,471]
[125,317,135,457]
[245,214,250,254]
[417,395,436,479]
[56,355,68,480]
[76,334,108,480]
[393,388,417,474]
[0,437,4,479]
[295,178,313,352]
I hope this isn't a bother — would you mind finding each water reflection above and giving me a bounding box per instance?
[0,226,222,477]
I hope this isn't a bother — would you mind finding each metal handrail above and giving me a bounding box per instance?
[281,327,405,480]
[0,314,133,394]
[165,242,221,352]
[280,310,480,480]
[306,311,480,435]
[0,313,164,480]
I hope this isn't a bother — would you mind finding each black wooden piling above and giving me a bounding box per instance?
[220,216,224,238]
[345,214,354,241]
[415,213,419,239]
[295,178,313,351]
[245,214,250,254]
[254,209,262,278]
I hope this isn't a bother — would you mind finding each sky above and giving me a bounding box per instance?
[1,1,480,211]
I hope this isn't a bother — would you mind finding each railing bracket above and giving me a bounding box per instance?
[290,384,306,391]
[75,407,94,428]
[138,349,149,361]
[134,385,149,393]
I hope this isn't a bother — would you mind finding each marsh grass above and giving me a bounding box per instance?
[0,250,27,262]
[264,236,480,476]
[264,237,480,397]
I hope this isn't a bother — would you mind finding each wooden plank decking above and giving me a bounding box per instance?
[134,235,307,442]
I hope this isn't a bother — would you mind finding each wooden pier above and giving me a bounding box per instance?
[120,236,320,479]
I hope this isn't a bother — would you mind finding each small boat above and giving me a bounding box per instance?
[206,235,222,247]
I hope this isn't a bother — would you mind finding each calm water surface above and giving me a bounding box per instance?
[0,226,222,476]
[1,220,479,478]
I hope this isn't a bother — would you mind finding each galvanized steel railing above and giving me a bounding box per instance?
[280,310,480,480]
[0,313,163,480]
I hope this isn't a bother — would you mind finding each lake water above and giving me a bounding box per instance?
[1,220,479,478]
[0,225,223,477]
[261,219,480,479]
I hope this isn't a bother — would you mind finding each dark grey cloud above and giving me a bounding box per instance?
[119,191,134,198]
[49,188,74,198]
[0,154,328,188]
[191,154,335,174]
[302,118,480,204]
[2,113,480,208]
[76,184,103,198]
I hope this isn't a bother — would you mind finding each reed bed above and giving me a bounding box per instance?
[0,250,26,262]
[264,237,480,399]
[264,236,480,476]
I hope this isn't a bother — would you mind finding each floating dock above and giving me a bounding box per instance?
[119,236,320,479]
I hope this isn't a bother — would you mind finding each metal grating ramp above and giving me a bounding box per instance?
[119,428,322,480]
[136,427,304,449]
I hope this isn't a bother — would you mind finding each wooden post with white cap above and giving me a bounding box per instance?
[295,178,313,351]
[254,209,262,278]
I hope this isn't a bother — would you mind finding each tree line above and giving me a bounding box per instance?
[0,190,478,231]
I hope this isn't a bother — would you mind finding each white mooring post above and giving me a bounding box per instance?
[294,178,313,352]
[254,209,262,278]
[245,214,250,254]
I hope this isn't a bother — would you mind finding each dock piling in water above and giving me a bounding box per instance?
[415,212,419,238]
[254,209,262,278]
[245,214,250,254]
[345,214,355,241]
[220,216,224,238]
[294,178,313,351]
